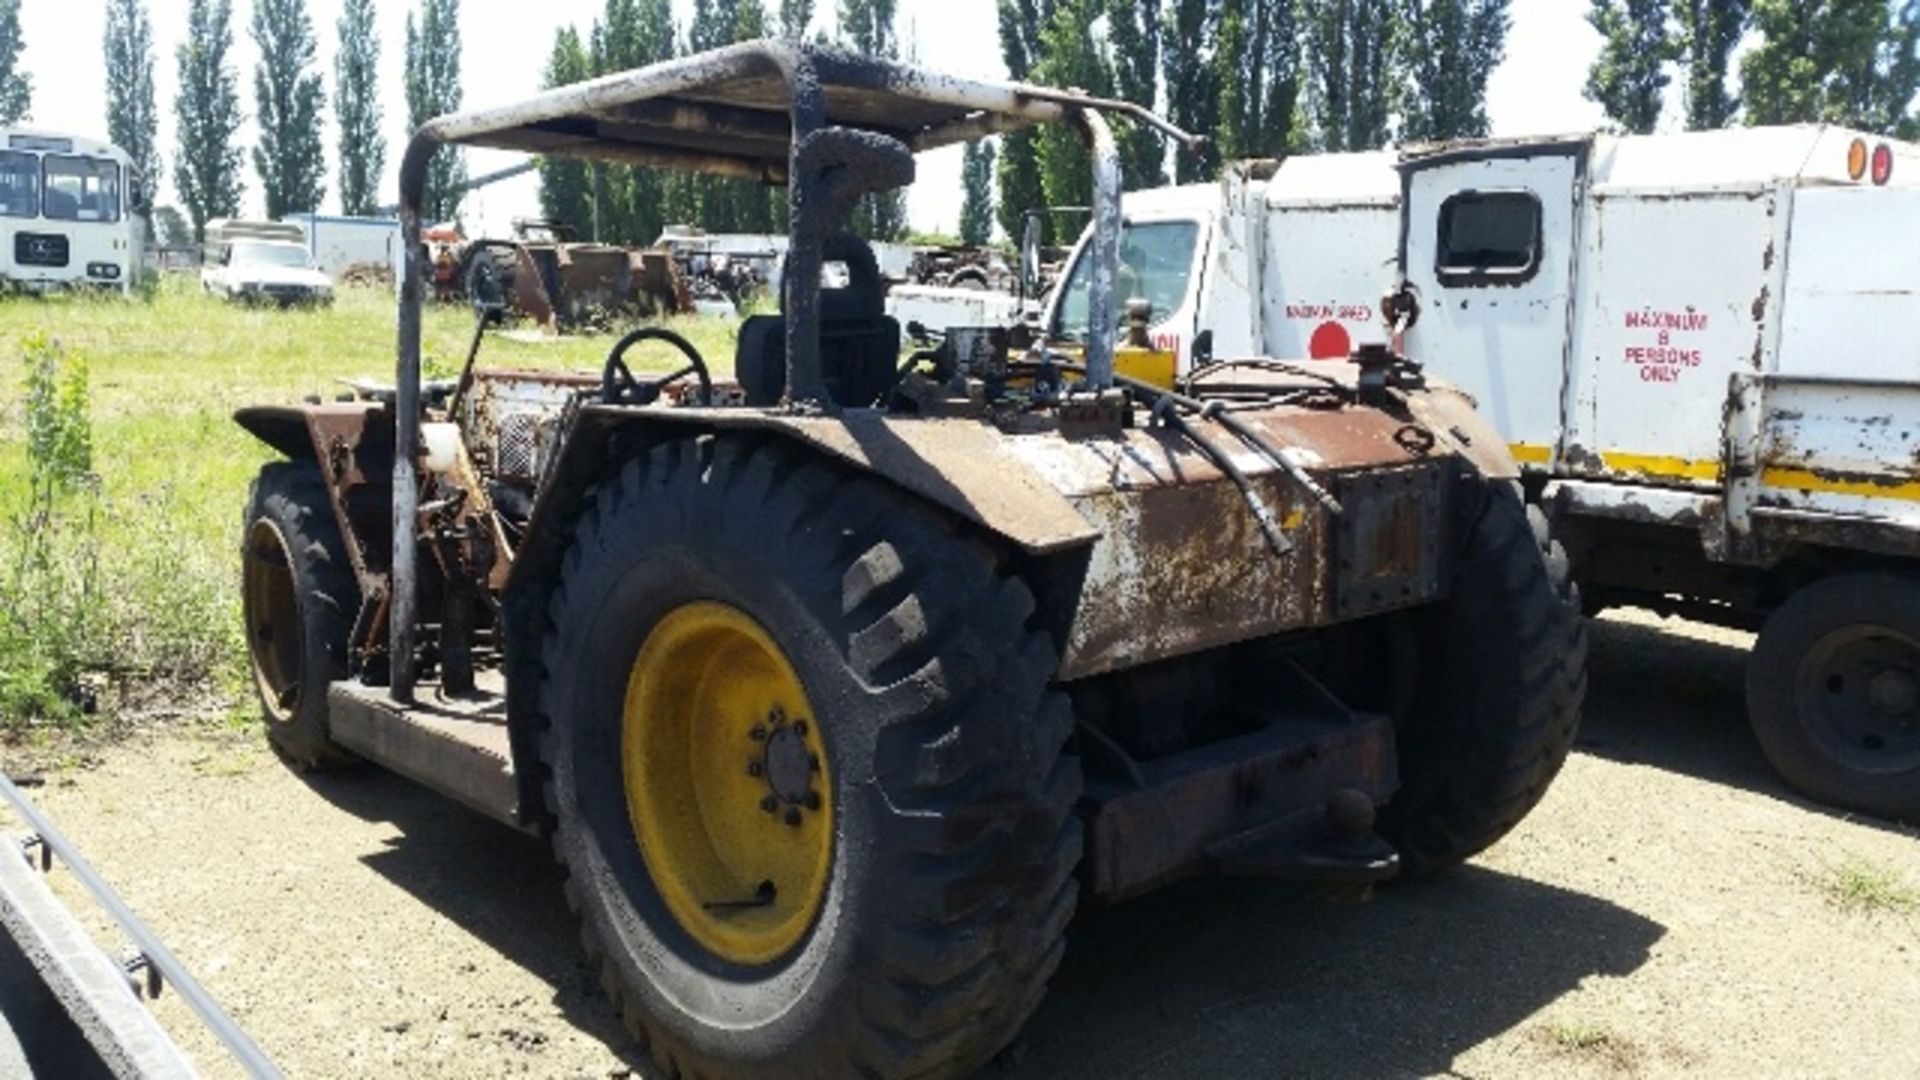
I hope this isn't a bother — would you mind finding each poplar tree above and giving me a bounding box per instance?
[1215,0,1304,159]
[1586,0,1673,133]
[780,0,815,36]
[1107,0,1164,188]
[252,0,327,218]
[1674,0,1748,128]
[405,0,466,223]
[335,0,385,216]
[0,0,28,124]
[104,0,160,210]
[839,0,908,240]
[1033,0,1110,216]
[959,139,996,245]
[1398,0,1510,141]
[174,0,244,241]
[1304,0,1398,150]
[1743,0,1920,135]
[539,27,594,235]
[997,0,1051,235]
[1162,0,1222,179]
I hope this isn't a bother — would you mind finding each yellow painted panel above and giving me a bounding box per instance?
[1115,346,1177,390]
[1761,466,1920,502]
[1599,452,1721,482]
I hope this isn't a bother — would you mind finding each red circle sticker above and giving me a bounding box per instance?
[1872,143,1894,185]
[1308,320,1352,359]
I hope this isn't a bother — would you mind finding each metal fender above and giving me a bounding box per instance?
[1403,380,1522,481]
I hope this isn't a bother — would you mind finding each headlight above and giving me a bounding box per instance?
[86,261,120,280]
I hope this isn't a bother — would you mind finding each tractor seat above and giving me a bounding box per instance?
[736,233,900,408]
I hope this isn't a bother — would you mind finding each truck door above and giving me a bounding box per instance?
[1401,149,1582,463]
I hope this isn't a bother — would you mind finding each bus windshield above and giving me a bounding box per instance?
[43,155,121,222]
[0,150,36,218]
[1050,220,1202,342]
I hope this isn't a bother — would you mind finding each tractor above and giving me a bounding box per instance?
[234,42,1585,1079]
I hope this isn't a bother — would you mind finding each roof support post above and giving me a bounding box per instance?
[390,132,438,705]
[775,47,915,409]
[1079,107,1122,390]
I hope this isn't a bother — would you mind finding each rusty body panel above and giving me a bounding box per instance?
[500,386,1454,680]
[1080,665,1398,901]
[1002,406,1451,678]
[236,402,393,597]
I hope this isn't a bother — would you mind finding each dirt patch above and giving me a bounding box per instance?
[5,608,1920,1078]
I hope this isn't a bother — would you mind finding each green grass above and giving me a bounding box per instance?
[1822,854,1920,915]
[0,274,736,737]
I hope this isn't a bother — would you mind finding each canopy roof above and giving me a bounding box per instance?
[409,40,1196,185]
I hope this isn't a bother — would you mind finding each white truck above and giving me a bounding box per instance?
[201,236,335,306]
[1043,125,1920,820]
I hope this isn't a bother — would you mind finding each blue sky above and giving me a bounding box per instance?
[23,0,1608,236]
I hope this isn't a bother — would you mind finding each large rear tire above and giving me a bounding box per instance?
[1376,482,1587,875]
[240,462,357,769]
[535,437,1082,1079]
[1748,572,1920,822]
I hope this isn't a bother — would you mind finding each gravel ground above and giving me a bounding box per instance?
[6,608,1919,1078]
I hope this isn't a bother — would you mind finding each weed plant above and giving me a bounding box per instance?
[0,274,733,736]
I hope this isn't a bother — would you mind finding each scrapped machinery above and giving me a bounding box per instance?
[460,217,693,330]
[233,42,1585,1079]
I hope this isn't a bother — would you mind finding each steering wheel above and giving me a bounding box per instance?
[601,326,715,406]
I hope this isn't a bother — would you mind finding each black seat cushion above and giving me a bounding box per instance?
[734,232,900,408]
[735,313,900,408]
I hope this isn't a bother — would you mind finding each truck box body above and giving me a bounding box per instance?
[279,213,403,279]
[1394,125,1920,563]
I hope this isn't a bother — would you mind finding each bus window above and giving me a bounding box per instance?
[0,150,36,218]
[1051,220,1201,342]
[43,156,121,222]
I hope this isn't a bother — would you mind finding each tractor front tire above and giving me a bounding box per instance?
[535,437,1082,1079]
[1376,482,1587,876]
[240,462,357,770]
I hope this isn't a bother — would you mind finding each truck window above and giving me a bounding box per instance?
[1052,220,1201,342]
[0,150,36,218]
[1435,190,1539,284]
[43,155,120,223]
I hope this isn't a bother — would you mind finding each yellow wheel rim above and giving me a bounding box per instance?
[242,517,301,723]
[622,601,834,966]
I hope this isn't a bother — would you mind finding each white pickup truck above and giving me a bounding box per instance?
[1044,125,1920,820]
[202,237,334,306]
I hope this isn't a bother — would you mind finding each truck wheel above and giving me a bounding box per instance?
[240,462,357,769]
[535,438,1082,1079]
[1748,573,1920,821]
[1376,483,1587,876]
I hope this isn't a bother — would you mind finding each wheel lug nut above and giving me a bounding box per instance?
[784,807,802,827]
[749,724,767,741]
[804,792,821,810]
[768,706,785,726]
[746,761,763,777]
[760,795,778,813]
[793,719,808,737]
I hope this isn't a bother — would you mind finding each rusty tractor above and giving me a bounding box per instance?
[234,42,1585,1079]
[460,218,693,330]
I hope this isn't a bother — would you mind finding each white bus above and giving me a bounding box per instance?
[0,129,144,292]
